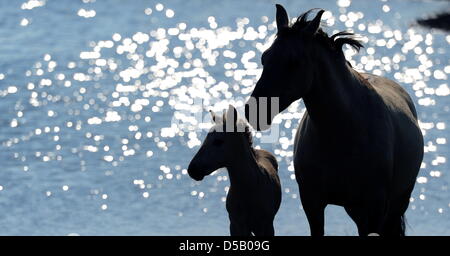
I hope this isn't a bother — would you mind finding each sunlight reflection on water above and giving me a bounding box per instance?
[0,0,448,235]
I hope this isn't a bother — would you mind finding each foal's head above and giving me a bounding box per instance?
[187,105,253,181]
[245,5,363,130]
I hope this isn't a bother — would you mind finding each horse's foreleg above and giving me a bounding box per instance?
[345,206,368,236]
[303,204,325,236]
[301,197,326,236]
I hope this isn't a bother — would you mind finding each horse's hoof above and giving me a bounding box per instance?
[368,233,380,236]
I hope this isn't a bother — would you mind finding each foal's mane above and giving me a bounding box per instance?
[220,113,254,147]
[280,9,363,53]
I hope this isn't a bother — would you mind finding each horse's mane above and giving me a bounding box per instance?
[242,121,253,147]
[282,9,363,53]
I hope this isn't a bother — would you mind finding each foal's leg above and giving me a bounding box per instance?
[265,223,275,236]
[229,218,251,236]
[254,221,275,236]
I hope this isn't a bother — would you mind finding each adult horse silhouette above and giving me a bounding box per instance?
[244,5,424,236]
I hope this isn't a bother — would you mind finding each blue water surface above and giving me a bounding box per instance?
[0,0,449,235]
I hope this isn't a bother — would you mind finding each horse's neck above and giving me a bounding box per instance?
[226,142,258,189]
[303,52,366,129]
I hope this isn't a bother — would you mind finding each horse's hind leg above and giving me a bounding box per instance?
[381,191,412,236]
[382,213,405,236]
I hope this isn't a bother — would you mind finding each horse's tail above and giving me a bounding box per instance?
[382,212,407,236]
[399,214,406,236]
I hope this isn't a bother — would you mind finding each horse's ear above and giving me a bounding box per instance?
[304,9,324,35]
[276,4,289,30]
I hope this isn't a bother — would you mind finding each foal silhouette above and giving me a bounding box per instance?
[188,105,282,236]
[245,5,424,236]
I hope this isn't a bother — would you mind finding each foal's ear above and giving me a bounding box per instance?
[276,4,289,30]
[304,9,325,35]
[226,105,238,125]
[209,110,217,123]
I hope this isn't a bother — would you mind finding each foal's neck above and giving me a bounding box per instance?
[226,139,259,189]
[303,50,368,130]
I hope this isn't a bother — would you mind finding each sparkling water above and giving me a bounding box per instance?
[0,0,448,235]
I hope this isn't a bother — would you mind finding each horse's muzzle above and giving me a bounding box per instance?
[187,163,204,181]
[244,102,272,131]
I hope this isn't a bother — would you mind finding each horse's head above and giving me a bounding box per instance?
[246,5,363,131]
[245,5,325,131]
[188,105,253,181]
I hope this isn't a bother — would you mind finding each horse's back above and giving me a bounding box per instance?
[362,73,418,121]
[255,149,277,170]
[255,149,280,181]
[293,73,423,203]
